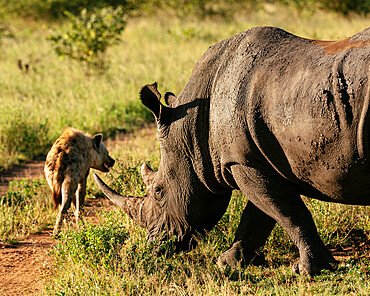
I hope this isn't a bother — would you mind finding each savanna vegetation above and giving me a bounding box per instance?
[0,0,370,294]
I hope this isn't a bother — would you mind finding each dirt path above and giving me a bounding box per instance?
[0,229,54,296]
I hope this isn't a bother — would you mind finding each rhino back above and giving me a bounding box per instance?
[177,26,370,204]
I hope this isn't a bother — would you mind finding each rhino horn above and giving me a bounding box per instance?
[141,163,156,187]
[93,173,146,227]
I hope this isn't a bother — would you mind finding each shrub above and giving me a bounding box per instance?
[0,0,140,19]
[47,0,139,18]
[106,156,149,197]
[49,6,127,72]
[53,211,129,269]
[280,0,370,15]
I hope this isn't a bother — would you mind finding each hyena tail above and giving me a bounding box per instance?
[52,180,63,210]
[51,152,65,210]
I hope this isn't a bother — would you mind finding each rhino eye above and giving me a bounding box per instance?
[153,186,162,198]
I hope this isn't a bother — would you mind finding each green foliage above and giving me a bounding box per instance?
[280,0,370,15]
[306,198,370,246]
[46,0,140,17]
[106,156,152,197]
[0,178,54,243]
[49,6,127,71]
[53,211,129,269]
[0,0,140,19]
[1,0,369,19]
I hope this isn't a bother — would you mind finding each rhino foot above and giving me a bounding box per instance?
[291,247,338,275]
[217,240,266,268]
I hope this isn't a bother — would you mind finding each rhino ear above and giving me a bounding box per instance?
[164,92,177,106]
[140,82,164,119]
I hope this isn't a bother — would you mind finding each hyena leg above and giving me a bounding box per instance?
[53,183,75,235]
[74,177,87,225]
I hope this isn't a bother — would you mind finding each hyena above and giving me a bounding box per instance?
[44,127,115,235]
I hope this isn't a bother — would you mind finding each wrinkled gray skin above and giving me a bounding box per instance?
[94,26,370,275]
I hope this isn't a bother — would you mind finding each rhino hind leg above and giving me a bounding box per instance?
[229,164,337,275]
[218,201,276,267]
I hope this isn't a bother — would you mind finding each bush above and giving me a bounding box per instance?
[107,156,149,197]
[53,211,129,269]
[280,0,370,15]
[47,0,139,17]
[49,6,127,72]
[0,0,140,19]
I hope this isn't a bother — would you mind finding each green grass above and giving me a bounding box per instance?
[0,178,55,243]
[0,3,370,295]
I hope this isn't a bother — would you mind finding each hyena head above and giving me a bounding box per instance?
[90,134,115,172]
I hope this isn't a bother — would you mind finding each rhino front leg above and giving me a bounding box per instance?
[230,164,337,275]
[218,201,276,267]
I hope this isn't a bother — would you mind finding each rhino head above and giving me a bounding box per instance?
[94,82,232,252]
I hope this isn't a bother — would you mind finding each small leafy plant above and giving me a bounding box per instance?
[53,211,129,270]
[49,6,126,72]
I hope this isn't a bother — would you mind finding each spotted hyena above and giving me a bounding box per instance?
[44,127,115,235]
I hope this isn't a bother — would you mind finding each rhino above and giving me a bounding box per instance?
[94,26,370,275]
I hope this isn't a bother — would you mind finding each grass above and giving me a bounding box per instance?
[0,178,55,243]
[0,4,368,167]
[0,2,369,295]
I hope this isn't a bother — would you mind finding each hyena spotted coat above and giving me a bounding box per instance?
[44,127,115,235]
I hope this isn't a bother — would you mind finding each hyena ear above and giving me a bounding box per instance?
[92,134,103,151]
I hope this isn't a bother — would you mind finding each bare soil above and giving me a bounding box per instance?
[0,159,50,296]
